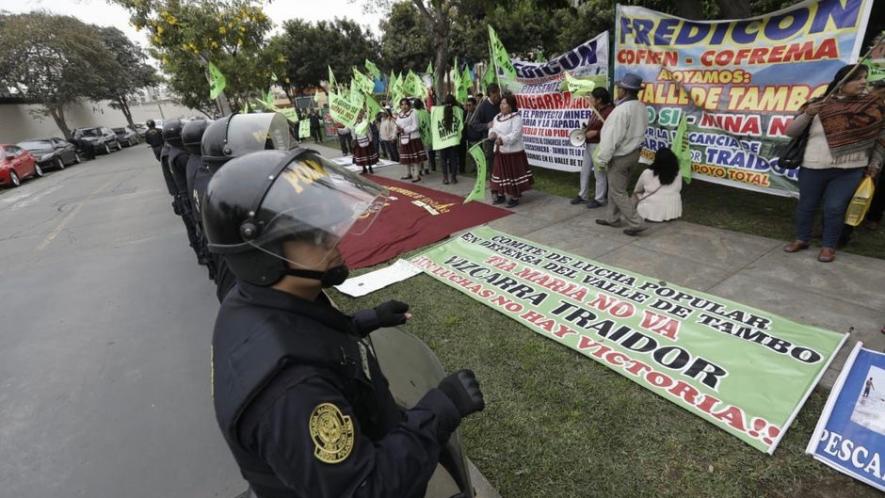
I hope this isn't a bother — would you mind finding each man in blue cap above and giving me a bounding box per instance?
[595,72,649,236]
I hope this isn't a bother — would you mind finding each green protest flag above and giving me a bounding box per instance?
[411,226,846,453]
[425,60,433,77]
[430,106,464,150]
[464,143,487,203]
[458,66,471,103]
[364,93,382,120]
[417,108,432,145]
[208,61,227,100]
[280,107,299,123]
[671,111,692,183]
[482,62,495,89]
[298,119,311,139]
[354,117,370,137]
[353,67,375,95]
[365,59,381,79]
[560,71,597,96]
[271,72,278,82]
[404,70,425,98]
[488,25,516,82]
[349,81,365,110]
[327,66,337,92]
[329,92,360,128]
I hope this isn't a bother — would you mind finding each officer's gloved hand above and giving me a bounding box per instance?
[438,369,485,418]
[352,300,410,337]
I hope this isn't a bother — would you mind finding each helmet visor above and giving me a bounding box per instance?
[226,112,291,156]
[248,154,387,268]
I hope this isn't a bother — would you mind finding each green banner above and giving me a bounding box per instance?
[417,108,432,147]
[464,142,487,204]
[298,119,311,140]
[364,93,382,121]
[488,25,516,86]
[430,106,464,150]
[329,93,360,128]
[365,59,381,79]
[352,67,375,95]
[280,107,298,123]
[412,227,846,453]
[208,61,226,100]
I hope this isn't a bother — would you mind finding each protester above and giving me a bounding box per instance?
[413,99,435,175]
[380,109,399,162]
[439,94,462,184]
[783,64,884,263]
[595,73,649,236]
[395,97,427,182]
[462,97,479,173]
[489,92,532,207]
[351,110,379,175]
[371,112,382,159]
[571,87,615,209]
[336,121,352,156]
[309,109,323,144]
[634,147,683,222]
[472,83,502,168]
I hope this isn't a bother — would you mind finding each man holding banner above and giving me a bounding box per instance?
[595,73,649,236]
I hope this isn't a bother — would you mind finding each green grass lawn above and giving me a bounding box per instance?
[529,168,885,260]
[327,167,883,496]
[331,270,878,497]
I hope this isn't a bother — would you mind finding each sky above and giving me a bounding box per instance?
[0,0,385,50]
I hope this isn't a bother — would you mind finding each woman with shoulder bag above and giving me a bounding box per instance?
[783,64,884,263]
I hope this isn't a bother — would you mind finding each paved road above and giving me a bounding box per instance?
[0,146,243,497]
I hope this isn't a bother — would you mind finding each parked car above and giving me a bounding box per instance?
[17,137,81,170]
[72,127,122,154]
[113,127,140,146]
[132,123,148,137]
[0,144,41,187]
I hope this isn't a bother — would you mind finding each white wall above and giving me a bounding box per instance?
[0,99,204,143]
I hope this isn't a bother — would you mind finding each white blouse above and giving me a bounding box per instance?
[395,110,421,139]
[635,169,683,222]
[489,112,525,153]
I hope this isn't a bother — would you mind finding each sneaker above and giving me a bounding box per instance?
[586,200,605,209]
[570,196,586,205]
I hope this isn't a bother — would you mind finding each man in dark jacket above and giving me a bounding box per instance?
[469,83,501,169]
[144,119,165,161]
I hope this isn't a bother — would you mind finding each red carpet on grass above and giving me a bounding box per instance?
[339,175,511,269]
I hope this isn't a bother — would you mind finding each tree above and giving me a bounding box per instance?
[0,13,118,138]
[275,18,380,95]
[94,27,160,127]
[114,0,274,114]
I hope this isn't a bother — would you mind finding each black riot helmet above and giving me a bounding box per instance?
[202,149,386,287]
[201,112,291,168]
[146,119,156,128]
[162,118,184,147]
[181,119,210,155]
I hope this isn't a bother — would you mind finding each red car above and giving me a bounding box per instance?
[0,144,42,188]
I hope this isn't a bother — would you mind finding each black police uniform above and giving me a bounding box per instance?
[145,127,164,161]
[159,144,179,200]
[213,282,462,498]
[166,145,202,256]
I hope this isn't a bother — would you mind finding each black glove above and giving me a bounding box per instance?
[352,300,410,336]
[438,369,485,418]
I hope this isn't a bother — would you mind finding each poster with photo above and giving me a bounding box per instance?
[807,343,885,492]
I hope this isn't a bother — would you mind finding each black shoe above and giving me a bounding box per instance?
[493,195,506,205]
[506,198,519,208]
[452,177,458,184]
[443,177,450,184]
[412,177,422,183]
[586,200,605,209]
[596,219,622,227]
[570,196,586,205]
[623,226,647,236]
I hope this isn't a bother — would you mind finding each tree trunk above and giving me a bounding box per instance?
[116,97,135,128]
[47,103,71,139]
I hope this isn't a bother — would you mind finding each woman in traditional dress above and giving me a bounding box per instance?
[395,98,427,182]
[489,92,533,207]
[351,109,379,175]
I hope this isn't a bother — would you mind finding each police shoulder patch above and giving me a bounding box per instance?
[309,402,355,464]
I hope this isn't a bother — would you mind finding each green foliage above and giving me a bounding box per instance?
[380,3,434,73]
[275,18,379,94]
[113,0,275,114]
[0,13,123,137]
[94,27,160,125]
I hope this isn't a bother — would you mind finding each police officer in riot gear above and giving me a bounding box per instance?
[203,148,485,498]
[181,118,213,277]
[163,119,202,260]
[199,112,293,301]
[144,119,164,161]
